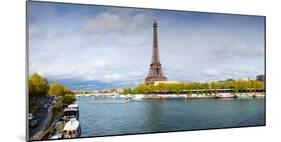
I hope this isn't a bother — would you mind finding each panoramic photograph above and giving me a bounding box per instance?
[27,1,265,141]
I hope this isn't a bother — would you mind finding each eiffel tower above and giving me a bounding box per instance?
[145,18,167,84]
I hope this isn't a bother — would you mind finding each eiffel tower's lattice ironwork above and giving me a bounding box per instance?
[145,18,167,84]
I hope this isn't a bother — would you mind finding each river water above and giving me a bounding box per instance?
[76,96,265,137]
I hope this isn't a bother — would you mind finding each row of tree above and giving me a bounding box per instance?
[29,73,72,97]
[121,80,265,95]
[29,73,76,105]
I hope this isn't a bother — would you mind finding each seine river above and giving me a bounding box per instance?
[76,96,265,137]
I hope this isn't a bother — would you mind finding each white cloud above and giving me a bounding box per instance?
[83,12,124,33]
[203,69,220,76]
[82,12,151,34]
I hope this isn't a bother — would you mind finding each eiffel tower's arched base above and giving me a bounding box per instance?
[145,76,167,84]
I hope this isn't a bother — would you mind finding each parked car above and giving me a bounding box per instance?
[28,113,34,120]
[48,101,52,105]
[43,103,49,109]
[29,119,38,127]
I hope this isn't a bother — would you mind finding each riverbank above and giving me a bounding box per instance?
[76,92,265,100]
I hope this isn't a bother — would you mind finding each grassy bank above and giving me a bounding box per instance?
[120,80,265,95]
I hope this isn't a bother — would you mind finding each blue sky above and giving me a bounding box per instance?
[28,2,265,90]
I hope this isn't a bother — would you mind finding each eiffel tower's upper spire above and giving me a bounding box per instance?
[152,18,160,64]
[153,17,157,27]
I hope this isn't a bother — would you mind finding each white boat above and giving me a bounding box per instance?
[125,98,131,102]
[255,93,265,98]
[119,95,127,98]
[49,134,62,139]
[68,104,79,110]
[216,93,235,98]
[132,94,145,100]
[62,104,79,121]
[168,94,180,98]
[112,95,121,99]
[62,118,81,138]
[236,94,252,99]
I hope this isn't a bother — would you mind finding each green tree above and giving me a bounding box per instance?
[49,82,65,96]
[62,94,76,106]
[122,87,133,95]
[233,81,239,94]
[187,89,192,96]
[29,73,49,97]
[63,87,72,94]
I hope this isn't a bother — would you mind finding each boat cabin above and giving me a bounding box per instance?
[62,118,81,138]
[62,107,79,121]
[67,104,79,110]
[62,104,79,121]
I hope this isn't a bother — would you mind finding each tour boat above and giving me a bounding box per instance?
[49,134,62,139]
[62,104,79,121]
[62,118,81,138]
[125,98,130,102]
[68,104,79,110]
[119,95,127,98]
[236,94,252,99]
[255,93,265,98]
[215,93,235,98]
[112,95,121,99]
[132,94,145,100]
